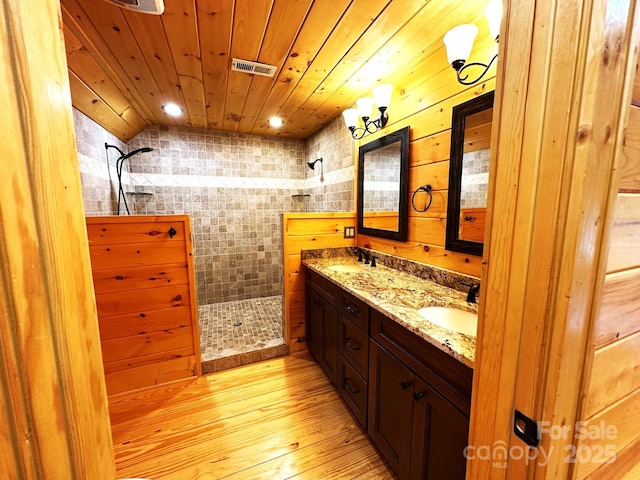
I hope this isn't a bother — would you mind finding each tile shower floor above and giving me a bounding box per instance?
[198,295,286,363]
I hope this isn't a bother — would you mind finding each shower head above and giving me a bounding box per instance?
[104,144,153,160]
[307,158,323,170]
[121,147,153,160]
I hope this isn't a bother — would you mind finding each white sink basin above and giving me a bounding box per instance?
[417,306,478,336]
[328,264,366,273]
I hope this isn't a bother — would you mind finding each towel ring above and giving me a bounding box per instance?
[411,184,433,212]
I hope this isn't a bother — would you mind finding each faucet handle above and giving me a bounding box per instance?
[462,281,480,303]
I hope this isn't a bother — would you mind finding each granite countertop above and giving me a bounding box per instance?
[302,255,477,368]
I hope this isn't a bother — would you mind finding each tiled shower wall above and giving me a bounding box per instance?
[74,109,356,306]
[73,109,128,216]
[303,116,355,212]
[126,126,305,305]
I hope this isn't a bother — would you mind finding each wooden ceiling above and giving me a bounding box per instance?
[61,0,484,141]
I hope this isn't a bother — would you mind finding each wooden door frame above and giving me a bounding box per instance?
[468,0,639,478]
[0,0,115,477]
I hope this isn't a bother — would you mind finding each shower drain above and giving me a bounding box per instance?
[233,321,242,327]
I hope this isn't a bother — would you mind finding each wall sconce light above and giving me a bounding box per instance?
[443,0,502,85]
[342,84,393,140]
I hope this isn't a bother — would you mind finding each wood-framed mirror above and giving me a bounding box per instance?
[445,91,494,256]
[357,126,410,241]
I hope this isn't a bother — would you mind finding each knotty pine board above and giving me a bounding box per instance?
[593,267,640,347]
[98,305,192,340]
[584,331,640,418]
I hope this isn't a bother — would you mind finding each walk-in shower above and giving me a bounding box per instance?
[121,128,301,372]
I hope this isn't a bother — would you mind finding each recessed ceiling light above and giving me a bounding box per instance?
[269,116,284,128]
[162,103,183,116]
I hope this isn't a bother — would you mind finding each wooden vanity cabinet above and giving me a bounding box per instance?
[305,267,472,479]
[306,285,339,385]
[369,309,472,480]
[307,269,371,427]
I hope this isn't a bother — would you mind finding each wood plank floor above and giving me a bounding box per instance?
[109,354,396,479]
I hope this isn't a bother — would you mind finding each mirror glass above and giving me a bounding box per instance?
[357,126,409,241]
[445,91,494,256]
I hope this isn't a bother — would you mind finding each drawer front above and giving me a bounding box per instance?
[305,268,337,304]
[339,315,369,379]
[338,355,368,429]
[338,290,369,333]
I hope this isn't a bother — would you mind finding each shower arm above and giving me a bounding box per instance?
[104,144,154,215]
[307,157,324,182]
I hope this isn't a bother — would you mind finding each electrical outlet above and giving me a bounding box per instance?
[344,226,355,238]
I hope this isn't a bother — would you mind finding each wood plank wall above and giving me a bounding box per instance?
[87,215,201,395]
[572,51,640,480]
[467,0,639,477]
[282,213,355,353]
[354,48,498,278]
[0,0,116,476]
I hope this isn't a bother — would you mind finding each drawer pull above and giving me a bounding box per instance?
[344,337,361,351]
[168,226,177,238]
[401,381,411,390]
[344,302,360,315]
[413,392,425,401]
[344,378,360,394]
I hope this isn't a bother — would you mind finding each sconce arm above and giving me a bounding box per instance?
[455,53,498,86]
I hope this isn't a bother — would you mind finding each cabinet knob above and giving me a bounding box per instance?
[344,378,360,394]
[344,302,360,315]
[400,381,411,390]
[168,226,177,238]
[344,337,360,351]
[413,392,425,401]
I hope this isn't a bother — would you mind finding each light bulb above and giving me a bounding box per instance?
[372,84,393,109]
[268,116,284,127]
[161,103,183,116]
[443,24,479,66]
[485,0,503,41]
[356,97,375,119]
[342,108,359,128]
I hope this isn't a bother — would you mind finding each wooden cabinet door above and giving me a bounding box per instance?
[306,287,323,362]
[368,340,414,478]
[410,377,469,480]
[321,299,339,386]
[306,287,338,385]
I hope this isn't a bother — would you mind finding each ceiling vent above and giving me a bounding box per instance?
[231,58,277,77]
[102,0,164,15]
